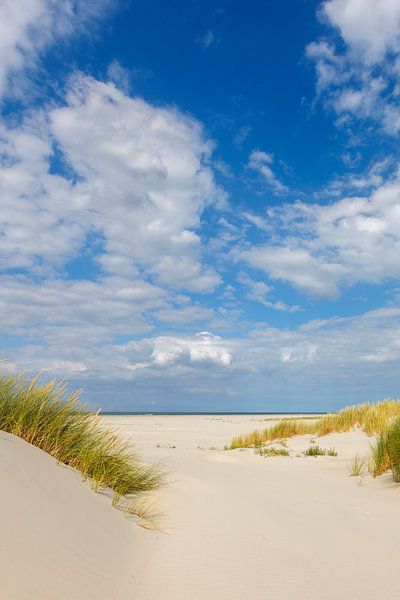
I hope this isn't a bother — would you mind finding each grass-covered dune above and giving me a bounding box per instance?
[229,400,400,450]
[0,372,161,510]
[230,399,400,484]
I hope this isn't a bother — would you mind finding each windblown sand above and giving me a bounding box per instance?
[2,414,400,599]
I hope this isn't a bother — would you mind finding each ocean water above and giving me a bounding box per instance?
[100,411,326,416]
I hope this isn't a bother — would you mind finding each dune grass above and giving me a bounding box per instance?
[255,446,289,457]
[229,400,400,449]
[304,445,337,457]
[372,417,400,481]
[0,372,162,507]
[348,454,366,476]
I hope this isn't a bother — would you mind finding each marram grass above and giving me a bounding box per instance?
[304,445,337,457]
[0,372,162,505]
[254,446,289,457]
[229,400,400,449]
[372,416,400,481]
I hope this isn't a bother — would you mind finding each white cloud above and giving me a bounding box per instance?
[0,275,165,345]
[0,0,111,98]
[214,158,234,179]
[241,174,400,298]
[150,331,232,367]
[0,67,234,401]
[106,60,131,94]
[322,0,400,64]
[0,75,223,292]
[0,122,85,272]
[308,0,400,133]
[3,303,400,408]
[247,149,288,194]
[233,125,252,147]
[322,158,393,197]
[196,30,216,49]
[237,272,301,312]
[51,76,222,292]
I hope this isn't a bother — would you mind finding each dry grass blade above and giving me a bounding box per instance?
[348,454,366,476]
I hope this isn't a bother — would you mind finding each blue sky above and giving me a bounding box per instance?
[1,0,400,411]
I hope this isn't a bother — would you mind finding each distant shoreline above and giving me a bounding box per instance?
[100,411,327,416]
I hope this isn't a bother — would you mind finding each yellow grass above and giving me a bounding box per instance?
[372,416,400,481]
[229,400,400,449]
[0,372,162,508]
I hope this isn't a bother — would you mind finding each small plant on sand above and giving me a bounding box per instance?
[348,454,366,476]
[156,443,176,449]
[326,447,338,456]
[0,372,162,510]
[255,446,289,457]
[304,445,337,457]
[372,417,400,482]
[122,497,165,530]
[304,445,326,456]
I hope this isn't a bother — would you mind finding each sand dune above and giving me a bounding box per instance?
[2,415,400,599]
[0,431,139,600]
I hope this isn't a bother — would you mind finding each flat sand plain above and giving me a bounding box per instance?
[2,414,400,599]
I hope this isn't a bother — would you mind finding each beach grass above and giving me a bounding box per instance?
[372,416,400,481]
[229,400,400,449]
[304,445,337,457]
[255,446,289,457]
[0,372,162,504]
[348,454,366,476]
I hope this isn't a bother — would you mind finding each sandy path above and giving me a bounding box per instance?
[103,415,400,600]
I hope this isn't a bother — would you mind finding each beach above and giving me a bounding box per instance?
[105,414,400,599]
[2,414,400,599]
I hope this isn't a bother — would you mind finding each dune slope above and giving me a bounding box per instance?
[0,431,137,600]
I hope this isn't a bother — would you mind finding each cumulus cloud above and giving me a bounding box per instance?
[0,0,111,98]
[0,75,223,291]
[307,0,400,133]
[149,331,232,367]
[322,0,400,64]
[0,122,85,272]
[241,174,400,298]
[50,76,222,292]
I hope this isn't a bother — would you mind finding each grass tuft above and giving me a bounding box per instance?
[348,454,366,476]
[326,447,338,456]
[304,445,337,457]
[0,372,162,508]
[254,446,289,457]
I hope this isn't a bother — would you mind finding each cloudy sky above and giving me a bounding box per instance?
[0,0,400,411]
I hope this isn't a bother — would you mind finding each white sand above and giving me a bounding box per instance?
[0,430,139,600]
[2,414,400,599]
